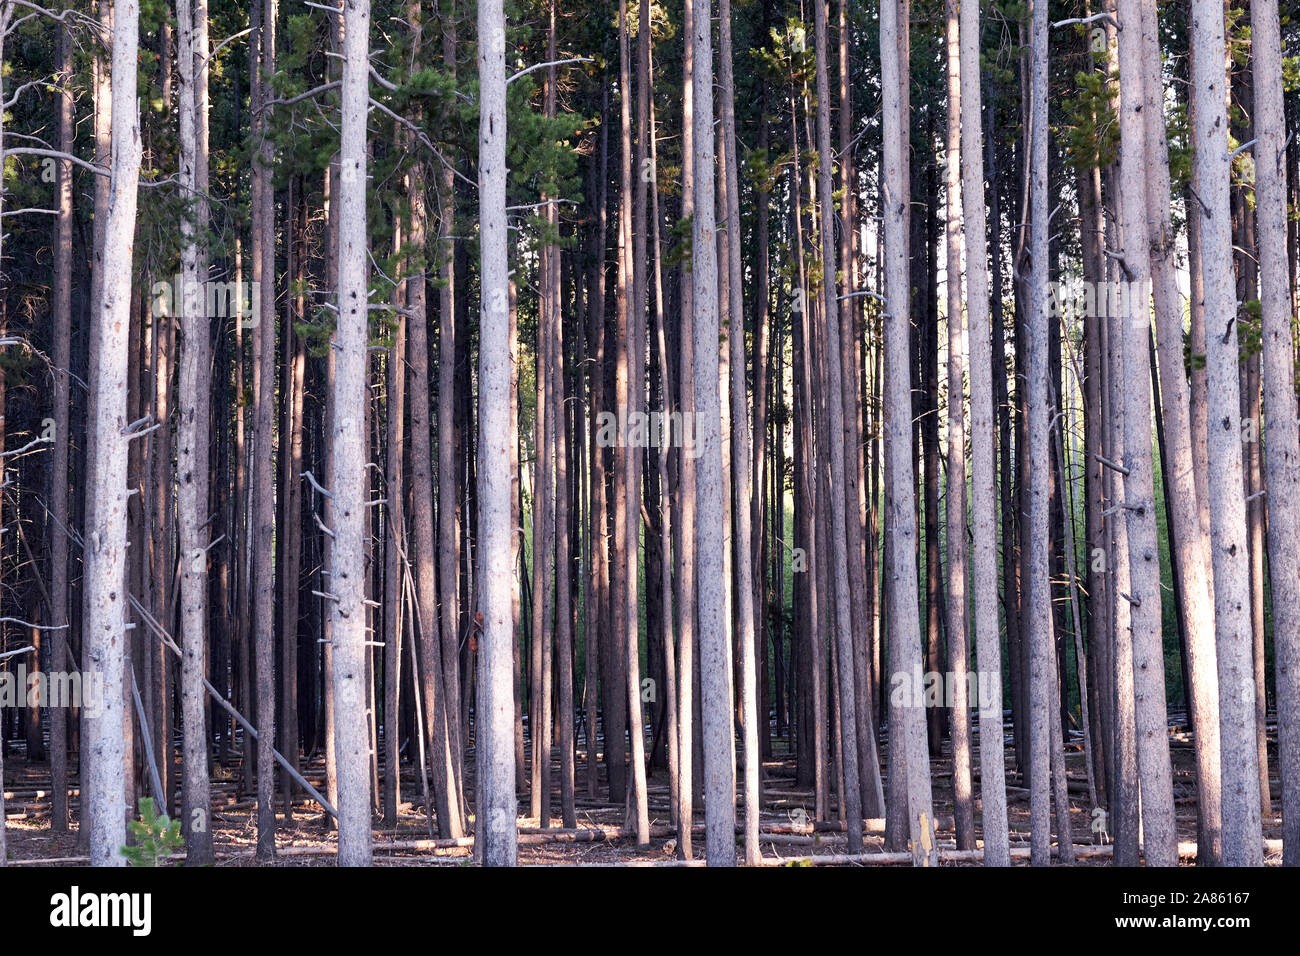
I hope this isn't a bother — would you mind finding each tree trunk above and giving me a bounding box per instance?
[251,0,278,860]
[1191,0,1264,867]
[177,0,213,862]
[330,0,375,866]
[1249,0,1300,866]
[811,0,866,854]
[48,16,75,834]
[476,0,519,866]
[675,0,698,858]
[1137,0,1221,865]
[944,0,974,852]
[692,0,737,867]
[881,0,937,866]
[83,0,142,866]
[719,0,761,863]
[958,0,1009,867]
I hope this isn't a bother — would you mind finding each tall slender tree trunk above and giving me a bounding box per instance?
[959,0,1009,867]
[1112,0,1177,866]
[675,0,698,857]
[48,17,75,834]
[1136,0,1221,865]
[1025,0,1057,867]
[546,6,577,832]
[586,87,610,806]
[383,307,406,825]
[719,0,761,863]
[622,0,651,846]
[252,0,279,860]
[838,0,877,821]
[405,9,460,833]
[84,0,142,866]
[278,186,306,819]
[1249,0,1300,866]
[811,0,864,854]
[177,0,214,862]
[692,0,737,866]
[944,0,974,852]
[1191,0,1264,867]
[476,0,518,866]
[330,0,375,866]
[434,1,465,823]
[881,0,937,866]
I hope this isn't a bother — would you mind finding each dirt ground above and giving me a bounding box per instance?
[2,716,1286,866]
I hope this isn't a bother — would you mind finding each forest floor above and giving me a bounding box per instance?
[2,712,1286,866]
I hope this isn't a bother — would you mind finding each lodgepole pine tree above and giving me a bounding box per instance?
[1249,0,1300,866]
[40,15,75,837]
[1191,0,1264,867]
[476,0,519,867]
[1114,0,1177,865]
[811,0,865,854]
[1025,0,1054,867]
[331,0,375,867]
[83,0,142,867]
[177,0,213,864]
[943,0,974,853]
[719,0,761,863]
[692,0,737,867]
[881,0,937,866]
[1137,0,1221,865]
[675,0,698,860]
[251,0,279,861]
[958,0,1009,866]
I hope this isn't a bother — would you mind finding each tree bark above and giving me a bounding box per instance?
[1249,0,1300,866]
[881,0,937,866]
[944,0,974,853]
[177,0,214,862]
[959,0,1009,867]
[692,0,737,867]
[1191,0,1264,867]
[83,0,142,866]
[476,0,519,866]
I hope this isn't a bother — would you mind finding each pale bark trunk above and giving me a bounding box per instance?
[476,0,519,866]
[719,0,761,864]
[177,0,213,863]
[622,0,651,846]
[1137,0,1221,865]
[675,0,697,858]
[1249,0,1300,866]
[692,0,737,867]
[881,0,937,866]
[252,0,278,860]
[811,0,864,854]
[1025,0,1054,867]
[1191,0,1264,867]
[943,0,974,853]
[1112,0,1179,866]
[958,0,1009,867]
[435,0,465,826]
[329,0,375,866]
[84,0,142,866]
